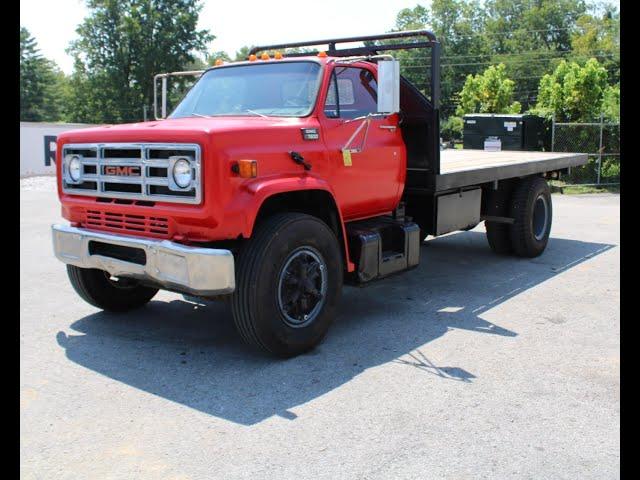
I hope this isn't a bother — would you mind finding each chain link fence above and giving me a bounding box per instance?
[552,114,620,185]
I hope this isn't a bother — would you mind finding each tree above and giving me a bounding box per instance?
[20,27,67,121]
[206,51,232,66]
[388,2,488,118]
[386,0,618,115]
[66,0,213,123]
[484,0,586,53]
[233,46,253,61]
[531,58,609,121]
[483,0,587,109]
[455,64,521,116]
[571,3,619,83]
[602,83,619,122]
[440,116,464,141]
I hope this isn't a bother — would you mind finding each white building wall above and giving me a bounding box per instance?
[20,122,98,177]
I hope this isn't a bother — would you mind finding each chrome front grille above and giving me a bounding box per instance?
[61,143,202,204]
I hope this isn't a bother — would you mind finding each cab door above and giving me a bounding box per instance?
[319,64,406,221]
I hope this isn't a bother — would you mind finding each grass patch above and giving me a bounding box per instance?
[549,180,619,194]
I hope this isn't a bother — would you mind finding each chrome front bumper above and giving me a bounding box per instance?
[51,224,235,296]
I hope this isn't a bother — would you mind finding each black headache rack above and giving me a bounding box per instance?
[249,30,442,178]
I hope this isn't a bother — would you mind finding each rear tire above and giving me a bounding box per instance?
[67,265,158,312]
[231,213,343,358]
[509,176,552,257]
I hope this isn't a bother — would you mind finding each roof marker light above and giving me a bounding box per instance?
[249,54,257,61]
[215,58,224,66]
[317,51,327,58]
[261,53,270,60]
[274,51,283,59]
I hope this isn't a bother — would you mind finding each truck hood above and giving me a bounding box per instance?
[57,116,311,145]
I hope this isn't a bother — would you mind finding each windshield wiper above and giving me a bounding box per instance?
[245,109,268,118]
[184,111,273,118]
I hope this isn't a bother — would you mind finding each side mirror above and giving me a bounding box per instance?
[377,60,400,114]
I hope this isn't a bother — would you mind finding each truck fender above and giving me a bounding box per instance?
[227,175,354,272]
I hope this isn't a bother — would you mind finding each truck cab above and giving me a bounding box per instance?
[52,31,587,357]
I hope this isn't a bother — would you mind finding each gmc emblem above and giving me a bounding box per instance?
[103,165,141,177]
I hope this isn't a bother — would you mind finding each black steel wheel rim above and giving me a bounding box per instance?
[277,246,328,328]
[532,194,549,241]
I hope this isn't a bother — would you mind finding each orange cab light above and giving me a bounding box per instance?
[249,54,257,61]
[214,58,224,66]
[238,159,258,178]
[274,51,283,59]
[261,52,270,60]
[317,51,327,57]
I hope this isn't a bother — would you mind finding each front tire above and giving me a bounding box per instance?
[231,213,343,358]
[67,265,158,312]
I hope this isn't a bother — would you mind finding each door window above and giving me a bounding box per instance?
[324,67,377,119]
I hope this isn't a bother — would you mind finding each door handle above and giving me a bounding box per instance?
[379,125,397,131]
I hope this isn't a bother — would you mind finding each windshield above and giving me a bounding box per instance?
[170,61,323,118]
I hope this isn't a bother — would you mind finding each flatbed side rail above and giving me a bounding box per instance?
[429,151,588,192]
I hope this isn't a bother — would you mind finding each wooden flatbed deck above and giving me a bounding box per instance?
[431,149,588,191]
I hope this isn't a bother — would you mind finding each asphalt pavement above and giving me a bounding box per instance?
[20,176,620,479]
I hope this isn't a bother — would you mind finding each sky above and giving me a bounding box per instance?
[20,0,421,74]
[20,0,620,75]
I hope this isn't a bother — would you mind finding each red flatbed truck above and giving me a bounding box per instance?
[52,30,587,357]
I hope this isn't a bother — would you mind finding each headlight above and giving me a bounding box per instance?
[172,158,192,188]
[68,155,81,182]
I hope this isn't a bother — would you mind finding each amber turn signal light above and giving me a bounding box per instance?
[233,159,258,178]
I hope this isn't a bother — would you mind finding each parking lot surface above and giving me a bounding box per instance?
[21,177,619,479]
